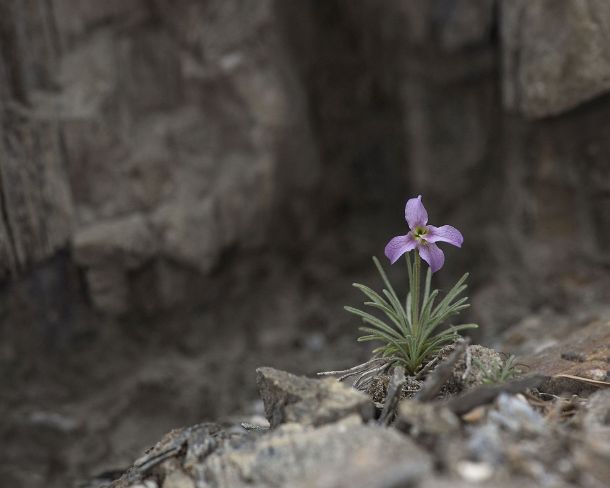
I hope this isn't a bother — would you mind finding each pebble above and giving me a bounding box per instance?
[489,393,546,434]
[456,460,494,482]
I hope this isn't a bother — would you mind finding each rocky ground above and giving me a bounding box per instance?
[87,316,609,488]
[3,248,610,488]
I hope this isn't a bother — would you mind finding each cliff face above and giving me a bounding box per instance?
[3,3,610,487]
[0,0,319,316]
[1,0,609,319]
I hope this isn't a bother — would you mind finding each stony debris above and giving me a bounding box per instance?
[574,389,610,484]
[581,389,610,433]
[256,366,373,427]
[444,375,545,416]
[463,423,504,466]
[438,389,610,487]
[110,415,431,488]
[109,423,232,487]
[488,393,546,435]
[103,361,610,488]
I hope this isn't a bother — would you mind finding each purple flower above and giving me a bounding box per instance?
[384,195,463,272]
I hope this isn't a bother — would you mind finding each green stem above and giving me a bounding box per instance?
[411,251,421,336]
[405,252,413,312]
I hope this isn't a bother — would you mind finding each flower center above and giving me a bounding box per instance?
[413,226,428,242]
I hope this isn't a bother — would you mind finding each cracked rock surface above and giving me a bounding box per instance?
[104,348,610,488]
[109,400,429,488]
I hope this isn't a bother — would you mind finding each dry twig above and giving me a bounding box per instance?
[378,366,406,425]
[444,374,545,416]
[416,339,469,402]
[318,357,396,388]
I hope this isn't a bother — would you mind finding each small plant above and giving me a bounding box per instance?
[475,354,522,384]
[346,195,477,375]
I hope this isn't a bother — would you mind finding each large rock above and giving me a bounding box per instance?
[112,416,432,488]
[203,416,431,488]
[502,0,610,118]
[256,367,373,427]
[59,0,318,314]
[0,0,319,314]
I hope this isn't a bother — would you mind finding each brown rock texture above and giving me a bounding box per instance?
[1,0,610,320]
[0,0,319,314]
[5,4,610,487]
[519,319,610,394]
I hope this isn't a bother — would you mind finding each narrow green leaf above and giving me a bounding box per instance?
[358,326,405,347]
[353,283,392,309]
[431,273,468,317]
[363,301,404,331]
[358,328,411,362]
[419,289,439,326]
[347,258,475,375]
[357,335,378,342]
[345,306,403,339]
[405,292,412,329]
[373,257,401,309]
[382,289,410,336]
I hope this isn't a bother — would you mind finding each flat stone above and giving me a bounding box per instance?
[519,320,610,394]
[256,367,373,427]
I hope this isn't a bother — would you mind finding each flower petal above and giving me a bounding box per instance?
[417,242,445,273]
[405,195,428,229]
[384,234,416,264]
[426,225,464,248]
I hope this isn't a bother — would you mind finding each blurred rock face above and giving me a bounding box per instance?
[502,0,610,117]
[0,0,320,314]
[0,0,609,319]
